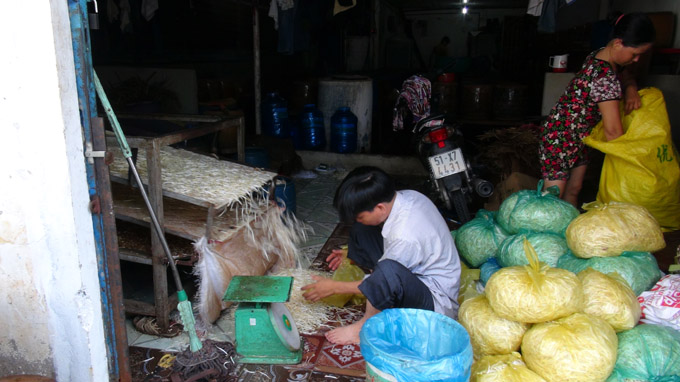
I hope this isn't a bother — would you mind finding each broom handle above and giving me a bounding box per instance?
[93,71,184,292]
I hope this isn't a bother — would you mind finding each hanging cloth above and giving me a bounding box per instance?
[392,75,431,131]
[527,0,544,16]
[141,0,159,21]
[333,0,356,16]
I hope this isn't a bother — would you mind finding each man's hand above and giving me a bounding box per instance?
[624,85,642,114]
[301,275,337,302]
[326,249,346,271]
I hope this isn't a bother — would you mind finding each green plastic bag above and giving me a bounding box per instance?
[455,210,510,267]
[557,251,662,296]
[497,181,579,235]
[497,232,568,268]
[607,324,680,382]
[585,87,680,231]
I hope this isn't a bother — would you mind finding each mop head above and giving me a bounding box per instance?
[172,339,237,380]
[193,200,309,324]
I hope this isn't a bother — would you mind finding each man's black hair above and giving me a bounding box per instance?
[333,166,396,223]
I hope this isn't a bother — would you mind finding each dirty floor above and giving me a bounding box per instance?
[125,169,374,381]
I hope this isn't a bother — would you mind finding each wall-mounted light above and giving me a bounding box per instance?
[462,6,468,14]
[463,0,468,3]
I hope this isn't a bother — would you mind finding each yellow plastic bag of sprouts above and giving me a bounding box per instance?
[521,312,618,382]
[459,295,530,359]
[471,352,547,382]
[322,248,366,307]
[578,268,641,332]
[485,239,583,323]
[565,202,665,258]
[459,263,482,305]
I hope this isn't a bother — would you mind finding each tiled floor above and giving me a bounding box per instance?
[125,169,349,378]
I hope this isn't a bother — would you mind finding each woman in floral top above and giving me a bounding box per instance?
[540,13,655,207]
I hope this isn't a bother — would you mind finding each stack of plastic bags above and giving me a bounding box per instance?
[462,239,625,382]
[453,185,679,381]
[559,202,665,296]
[455,181,577,288]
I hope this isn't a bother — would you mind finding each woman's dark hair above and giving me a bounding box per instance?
[333,166,396,223]
[612,12,656,47]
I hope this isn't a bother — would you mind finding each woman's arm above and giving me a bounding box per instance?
[598,100,624,141]
[620,66,641,114]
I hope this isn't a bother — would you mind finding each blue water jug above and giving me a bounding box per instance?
[300,104,325,150]
[261,92,290,138]
[288,115,304,150]
[330,107,358,153]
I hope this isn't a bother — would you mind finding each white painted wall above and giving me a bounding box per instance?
[613,0,680,48]
[0,1,109,381]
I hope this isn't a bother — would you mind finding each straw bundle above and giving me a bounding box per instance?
[477,126,541,178]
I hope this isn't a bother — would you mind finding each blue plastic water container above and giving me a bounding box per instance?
[330,106,358,153]
[244,147,270,169]
[261,92,290,138]
[300,104,325,150]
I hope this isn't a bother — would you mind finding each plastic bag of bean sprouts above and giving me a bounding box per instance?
[607,324,680,382]
[471,352,547,382]
[458,295,529,359]
[496,181,579,235]
[565,201,665,259]
[455,210,510,267]
[522,313,618,382]
[557,250,662,296]
[485,239,583,324]
[496,232,568,268]
[578,268,640,332]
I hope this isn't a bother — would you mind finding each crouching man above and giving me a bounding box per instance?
[302,166,462,344]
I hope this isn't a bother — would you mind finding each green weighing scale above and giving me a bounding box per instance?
[223,275,302,364]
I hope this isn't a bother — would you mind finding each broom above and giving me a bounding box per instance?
[93,71,234,378]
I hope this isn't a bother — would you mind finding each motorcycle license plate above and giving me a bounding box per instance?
[428,149,465,179]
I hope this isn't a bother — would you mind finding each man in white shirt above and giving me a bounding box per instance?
[302,166,462,344]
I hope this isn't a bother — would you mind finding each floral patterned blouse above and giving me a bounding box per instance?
[539,49,621,181]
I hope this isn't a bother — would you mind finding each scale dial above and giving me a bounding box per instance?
[267,302,301,351]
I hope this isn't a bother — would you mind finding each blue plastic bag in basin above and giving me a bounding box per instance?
[360,308,473,382]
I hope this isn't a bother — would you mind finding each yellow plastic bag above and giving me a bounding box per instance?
[577,268,640,332]
[321,248,366,307]
[459,262,482,305]
[471,352,547,382]
[459,295,529,360]
[521,312,618,382]
[485,239,583,323]
[565,201,665,258]
[584,87,680,231]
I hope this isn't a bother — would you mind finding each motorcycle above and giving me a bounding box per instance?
[413,115,494,223]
